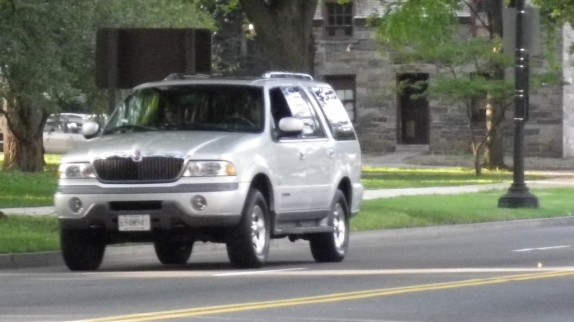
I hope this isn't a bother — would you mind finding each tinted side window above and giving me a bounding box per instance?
[309,86,357,141]
[270,87,324,139]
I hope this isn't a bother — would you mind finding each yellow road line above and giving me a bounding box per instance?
[80,270,574,322]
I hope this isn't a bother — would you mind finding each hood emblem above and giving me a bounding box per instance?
[131,149,143,162]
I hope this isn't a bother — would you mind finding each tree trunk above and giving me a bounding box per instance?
[4,131,44,172]
[483,95,507,169]
[238,0,318,74]
[482,0,508,169]
[472,145,482,176]
[2,95,46,172]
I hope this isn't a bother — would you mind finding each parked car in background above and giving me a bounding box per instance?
[43,113,107,154]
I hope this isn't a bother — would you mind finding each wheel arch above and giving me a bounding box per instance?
[337,177,352,208]
[249,173,274,216]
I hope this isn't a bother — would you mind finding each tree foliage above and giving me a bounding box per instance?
[374,0,515,174]
[377,0,460,48]
[0,0,213,171]
[534,0,574,26]
[196,0,256,74]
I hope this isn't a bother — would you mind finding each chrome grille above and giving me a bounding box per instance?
[93,157,184,182]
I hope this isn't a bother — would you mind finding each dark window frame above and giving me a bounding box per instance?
[323,0,354,38]
[323,75,357,123]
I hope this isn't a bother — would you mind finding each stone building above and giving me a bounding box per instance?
[313,0,574,158]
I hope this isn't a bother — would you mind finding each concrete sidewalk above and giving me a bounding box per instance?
[364,178,574,200]
[1,206,55,216]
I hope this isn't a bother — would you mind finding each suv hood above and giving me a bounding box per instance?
[63,131,258,161]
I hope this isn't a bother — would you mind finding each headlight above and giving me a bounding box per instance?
[58,163,96,179]
[183,161,236,177]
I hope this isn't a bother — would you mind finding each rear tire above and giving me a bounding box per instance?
[153,232,193,265]
[61,229,106,271]
[226,188,270,268]
[309,190,349,262]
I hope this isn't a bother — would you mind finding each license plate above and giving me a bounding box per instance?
[118,215,151,231]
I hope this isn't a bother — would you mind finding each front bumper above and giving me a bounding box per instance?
[55,182,248,231]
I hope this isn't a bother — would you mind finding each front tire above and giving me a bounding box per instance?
[309,190,350,262]
[153,232,193,265]
[226,188,270,268]
[61,229,106,271]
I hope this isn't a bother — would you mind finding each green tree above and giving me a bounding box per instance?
[196,0,258,74]
[197,0,319,75]
[534,0,574,26]
[375,0,513,174]
[0,0,212,172]
[237,0,318,74]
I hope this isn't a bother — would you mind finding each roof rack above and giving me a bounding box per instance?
[163,73,212,81]
[262,72,314,81]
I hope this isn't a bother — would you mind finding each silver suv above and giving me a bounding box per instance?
[55,72,363,271]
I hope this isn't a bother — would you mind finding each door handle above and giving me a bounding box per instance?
[299,151,305,160]
[327,149,335,158]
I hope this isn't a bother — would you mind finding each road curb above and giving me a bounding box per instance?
[0,251,63,270]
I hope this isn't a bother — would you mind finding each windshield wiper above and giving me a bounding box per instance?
[104,124,157,135]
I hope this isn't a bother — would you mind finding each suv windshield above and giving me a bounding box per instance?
[104,85,264,135]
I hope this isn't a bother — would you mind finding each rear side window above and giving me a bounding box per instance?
[309,86,356,141]
[270,87,324,139]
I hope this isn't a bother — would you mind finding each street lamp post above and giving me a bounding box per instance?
[498,0,539,208]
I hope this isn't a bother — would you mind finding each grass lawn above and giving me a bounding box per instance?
[0,154,59,208]
[0,215,59,253]
[353,188,574,231]
[0,154,571,254]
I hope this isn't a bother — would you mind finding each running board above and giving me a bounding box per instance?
[273,226,333,236]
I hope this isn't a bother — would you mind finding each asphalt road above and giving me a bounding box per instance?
[2,219,574,322]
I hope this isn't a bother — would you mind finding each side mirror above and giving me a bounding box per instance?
[278,117,304,136]
[82,121,100,139]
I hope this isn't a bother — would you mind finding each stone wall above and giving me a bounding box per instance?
[314,22,568,157]
[428,99,474,154]
[521,84,563,157]
[314,24,397,153]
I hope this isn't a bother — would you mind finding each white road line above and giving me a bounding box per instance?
[512,245,571,252]
[7,267,574,280]
[214,267,307,277]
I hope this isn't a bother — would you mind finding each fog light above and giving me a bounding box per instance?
[191,195,207,211]
[68,197,83,214]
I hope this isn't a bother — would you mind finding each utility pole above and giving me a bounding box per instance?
[498,0,539,208]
